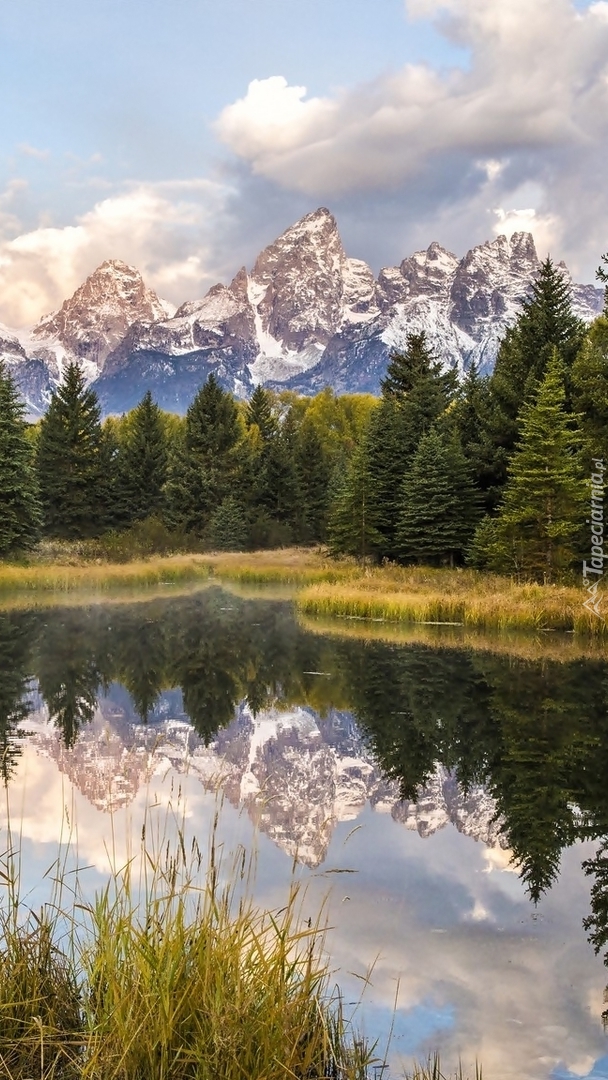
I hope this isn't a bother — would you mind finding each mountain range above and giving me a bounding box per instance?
[1,207,603,417]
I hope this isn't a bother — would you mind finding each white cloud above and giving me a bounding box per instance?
[18,143,50,160]
[215,0,608,277]
[0,180,232,327]
[493,206,558,254]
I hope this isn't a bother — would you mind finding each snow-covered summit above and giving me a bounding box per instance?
[26,259,170,384]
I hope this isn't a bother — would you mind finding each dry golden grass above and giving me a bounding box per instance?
[296,564,606,638]
[0,547,341,598]
[0,816,376,1080]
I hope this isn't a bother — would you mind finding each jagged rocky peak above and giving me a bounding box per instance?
[342,258,379,322]
[449,232,541,339]
[249,207,352,349]
[174,265,250,321]
[104,264,258,377]
[376,242,458,310]
[31,259,169,373]
[400,241,459,297]
[0,322,28,361]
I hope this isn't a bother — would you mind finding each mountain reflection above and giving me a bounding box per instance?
[2,587,608,1002]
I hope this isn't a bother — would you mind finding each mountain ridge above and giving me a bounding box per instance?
[2,207,603,417]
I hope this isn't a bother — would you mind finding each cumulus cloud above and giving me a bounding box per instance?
[215,0,608,278]
[0,179,232,327]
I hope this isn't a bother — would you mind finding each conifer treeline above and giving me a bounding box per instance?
[0,364,374,554]
[0,254,607,579]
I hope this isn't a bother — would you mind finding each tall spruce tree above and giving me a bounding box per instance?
[36,362,109,538]
[395,427,481,565]
[0,362,41,555]
[365,332,457,559]
[246,385,277,442]
[116,391,168,523]
[296,422,331,541]
[327,440,384,561]
[165,374,241,534]
[597,252,608,314]
[453,361,504,512]
[485,258,585,496]
[258,407,300,532]
[470,352,584,581]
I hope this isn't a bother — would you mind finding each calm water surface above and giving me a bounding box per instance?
[1,586,608,1080]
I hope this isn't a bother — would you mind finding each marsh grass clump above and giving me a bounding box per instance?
[0,909,82,1078]
[405,1056,482,1080]
[296,564,605,637]
[0,821,375,1080]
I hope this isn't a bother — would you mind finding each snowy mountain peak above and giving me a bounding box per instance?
[30,259,168,378]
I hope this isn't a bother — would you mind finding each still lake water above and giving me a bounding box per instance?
[1,585,608,1079]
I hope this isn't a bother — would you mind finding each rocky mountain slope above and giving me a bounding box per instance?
[4,209,603,416]
[26,689,509,867]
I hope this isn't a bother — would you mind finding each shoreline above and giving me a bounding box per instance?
[0,547,604,641]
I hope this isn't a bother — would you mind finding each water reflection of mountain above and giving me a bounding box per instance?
[3,588,608,989]
[26,690,508,867]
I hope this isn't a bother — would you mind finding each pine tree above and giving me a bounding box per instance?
[571,316,608,466]
[0,611,34,782]
[0,361,41,555]
[296,422,331,541]
[116,391,168,523]
[381,332,442,398]
[583,840,608,977]
[246,385,277,442]
[258,407,301,533]
[597,252,608,314]
[472,352,584,581]
[36,362,109,538]
[395,427,481,565]
[207,496,249,551]
[327,440,384,561]
[453,362,504,512]
[165,374,240,534]
[486,258,585,493]
[365,332,457,558]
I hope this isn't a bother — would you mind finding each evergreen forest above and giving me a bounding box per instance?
[1,255,607,583]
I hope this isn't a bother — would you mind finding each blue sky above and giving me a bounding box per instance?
[0,0,607,324]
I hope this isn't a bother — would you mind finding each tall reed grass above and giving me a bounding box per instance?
[404,1057,482,1080]
[3,541,596,641]
[297,613,608,663]
[0,809,376,1080]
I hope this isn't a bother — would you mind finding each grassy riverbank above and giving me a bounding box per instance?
[295,565,604,636]
[0,546,602,637]
[0,546,343,597]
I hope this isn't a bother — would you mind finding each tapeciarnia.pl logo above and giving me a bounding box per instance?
[582,458,605,621]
